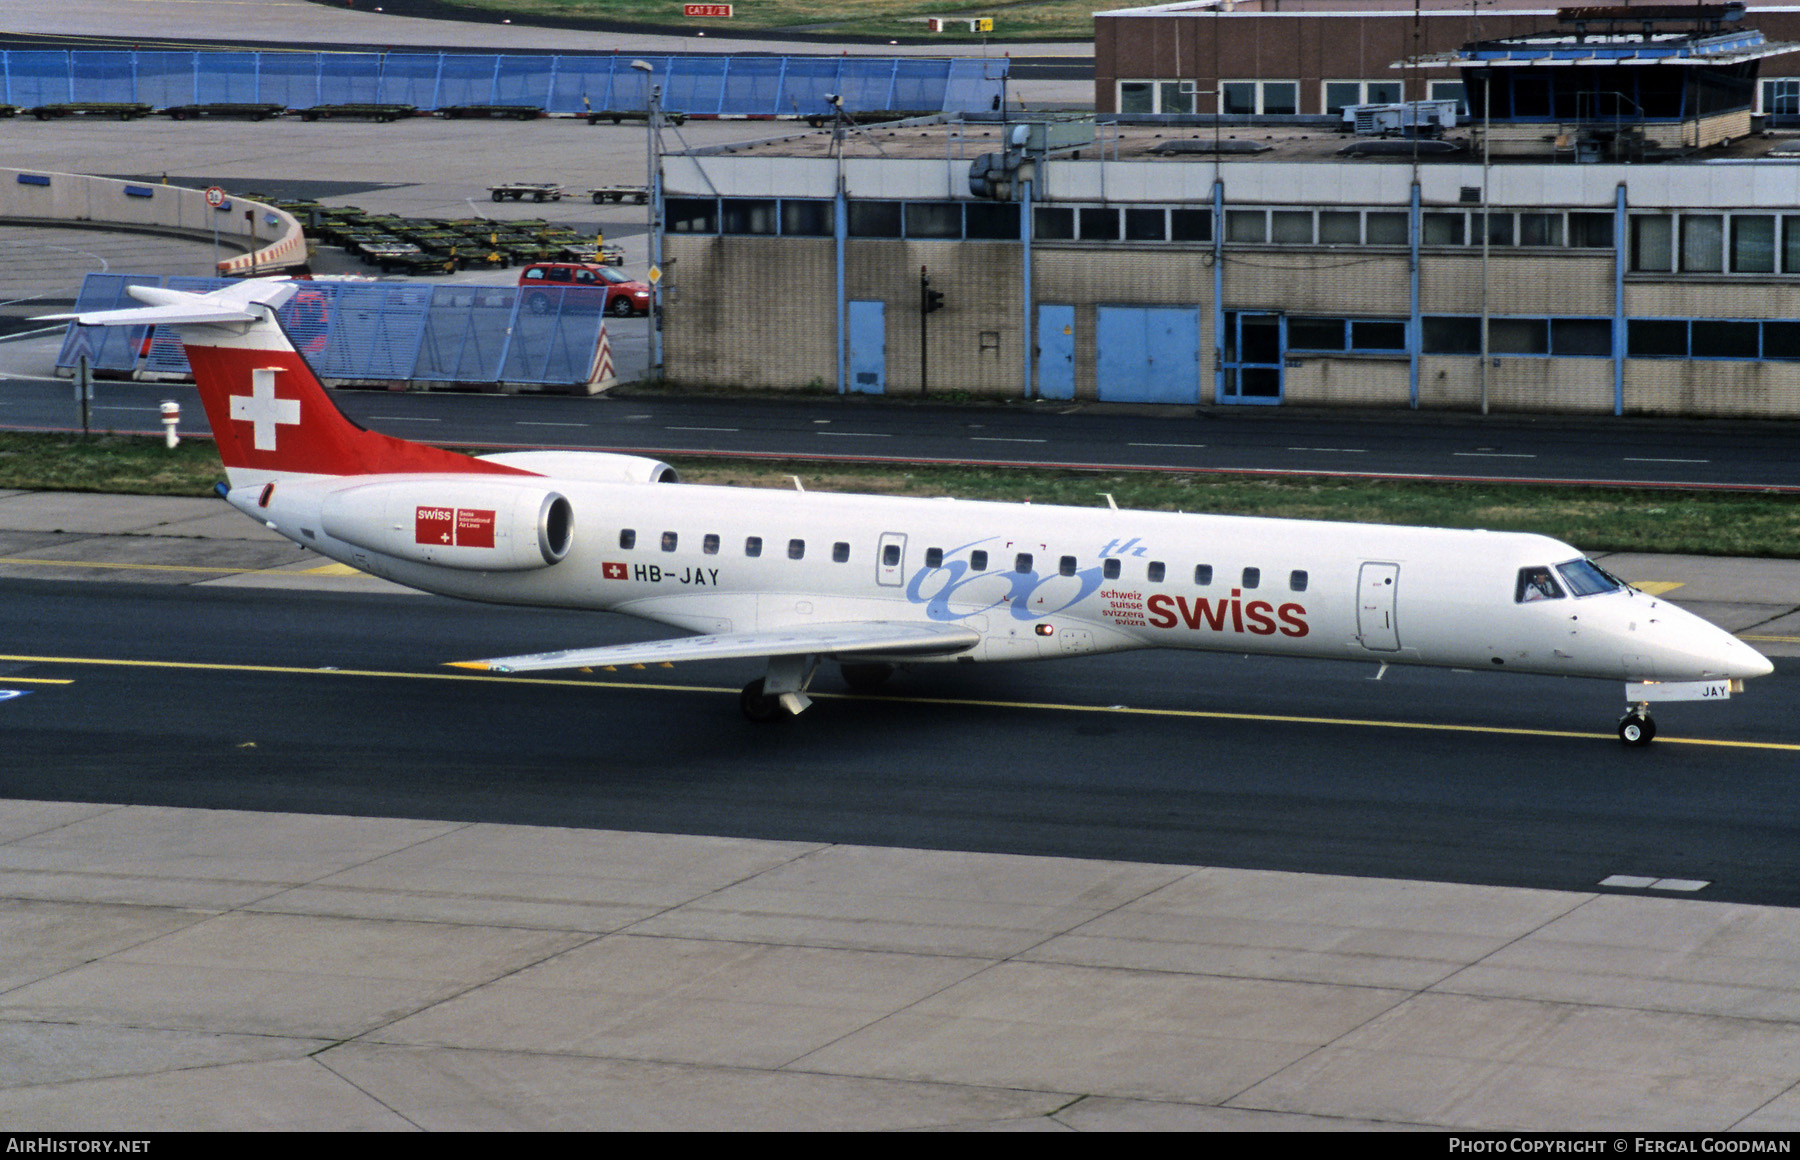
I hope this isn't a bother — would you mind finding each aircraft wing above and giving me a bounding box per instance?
[447,621,981,674]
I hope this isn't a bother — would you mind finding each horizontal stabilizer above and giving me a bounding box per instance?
[449,621,982,674]
[36,278,298,327]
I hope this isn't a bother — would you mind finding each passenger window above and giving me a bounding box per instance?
[883,544,901,566]
[1242,567,1260,589]
[1103,559,1121,580]
[661,531,678,552]
[745,536,762,558]
[1148,561,1165,583]
[833,541,850,563]
[1289,570,1308,592]
[925,547,943,568]
[524,268,545,281]
[1059,555,1077,577]
[1015,553,1033,574]
[788,539,805,560]
[1194,564,1213,586]
[546,267,571,282]
[703,534,719,555]
[619,529,635,549]
[971,550,988,570]
[1516,565,1564,602]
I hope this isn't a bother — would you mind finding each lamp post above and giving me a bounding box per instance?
[631,59,663,380]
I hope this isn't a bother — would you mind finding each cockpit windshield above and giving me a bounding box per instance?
[1517,559,1624,602]
[1556,557,1625,597]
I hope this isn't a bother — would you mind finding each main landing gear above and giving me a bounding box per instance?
[739,655,820,722]
[739,660,897,721]
[1618,706,1656,747]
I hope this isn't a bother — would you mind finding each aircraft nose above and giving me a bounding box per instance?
[1732,641,1776,680]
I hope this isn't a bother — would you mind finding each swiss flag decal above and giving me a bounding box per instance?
[603,562,627,580]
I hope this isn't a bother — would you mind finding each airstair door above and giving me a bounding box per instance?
[1356,561,1401,651]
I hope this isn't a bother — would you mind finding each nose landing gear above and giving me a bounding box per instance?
[1618,706,1656,747]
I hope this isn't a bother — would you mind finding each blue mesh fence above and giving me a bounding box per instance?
[60,275,610,388]
[2,51,1004,114]
[54,275,162,372]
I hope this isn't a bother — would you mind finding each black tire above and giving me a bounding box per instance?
[526,292,550,316]
[609,294,635,317]
[592,192,604,204]
[491,191,505,202]
[740,679,787,723]
[1618,713,1656,747]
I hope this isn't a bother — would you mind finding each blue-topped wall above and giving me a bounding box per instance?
[0,52,1007,115]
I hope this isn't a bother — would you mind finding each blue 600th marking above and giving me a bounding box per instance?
[905,538,1105,623]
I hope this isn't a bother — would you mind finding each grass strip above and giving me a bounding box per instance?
[0,431,1793,558]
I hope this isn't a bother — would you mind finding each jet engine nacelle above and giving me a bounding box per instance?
[320,479,573,571]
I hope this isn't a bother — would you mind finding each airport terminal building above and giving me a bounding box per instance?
[655,8,1800,418]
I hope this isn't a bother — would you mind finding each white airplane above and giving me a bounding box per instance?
[53,280,1773,745]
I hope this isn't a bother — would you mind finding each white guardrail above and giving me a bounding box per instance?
[0,168,305,275]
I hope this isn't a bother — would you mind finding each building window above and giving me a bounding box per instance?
[966,202,1019,240]
[1170,209,1212,242]
[1222,80,1297,115]
[1125,208,1166,241]
[1681,215,1725,272]
[666,198,718,234]
[1568,213,1613,248]
[1079,207,1121,241]
[720,198,777,235]
[1319,211,1360,244]
[1691,320,1759,359]
[1631,216,1674,272]
[1366,212,1409,245]
[905,202,961,239]
[1034,207,1075,240]
[1226,210,1266,243]
[1119,81,1154,114]
[781,200,833,237]
[1271,210,1313,244]
[1732,216,1776,274]
[848,201,902,237]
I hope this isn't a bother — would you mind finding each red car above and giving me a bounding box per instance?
[517,262,649,317]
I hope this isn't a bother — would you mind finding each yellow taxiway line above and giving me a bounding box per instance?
[2,652,1794,752]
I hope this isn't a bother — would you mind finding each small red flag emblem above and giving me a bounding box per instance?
[603,561,627,580]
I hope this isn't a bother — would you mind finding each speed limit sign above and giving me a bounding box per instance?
[204,186,226,207]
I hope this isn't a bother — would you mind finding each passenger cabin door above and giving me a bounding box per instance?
[876,532,906,587]
[1356,561,1401,651]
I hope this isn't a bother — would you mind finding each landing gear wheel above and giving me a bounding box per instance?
[740,678,788,723]
[1618,712,1656,747]
[840,662,894,693]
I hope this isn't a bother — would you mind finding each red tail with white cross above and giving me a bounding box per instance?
[56,279,524,486]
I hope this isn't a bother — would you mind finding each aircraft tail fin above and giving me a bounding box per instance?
[48,280,526,486]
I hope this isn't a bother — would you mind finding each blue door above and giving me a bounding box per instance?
[847,300,885,394]
[1096,306,1199,403]
[1037,304,1075,400]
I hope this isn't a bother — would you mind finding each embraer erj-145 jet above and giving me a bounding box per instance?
[55,281,1772,745]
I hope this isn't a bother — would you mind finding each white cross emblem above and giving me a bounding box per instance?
[230,368,301,452]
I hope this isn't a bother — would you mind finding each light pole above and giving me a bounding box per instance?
[631,59,663,380]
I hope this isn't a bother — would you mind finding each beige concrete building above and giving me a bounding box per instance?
[654,117,1800,418]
